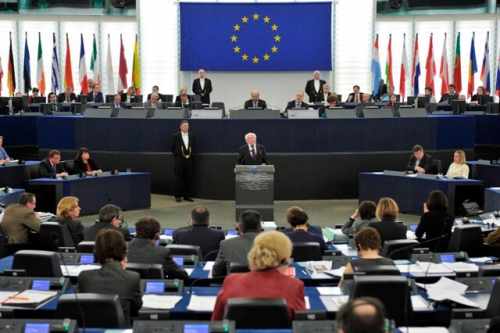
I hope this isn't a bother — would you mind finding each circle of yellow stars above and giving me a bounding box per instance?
[230,13,281,64]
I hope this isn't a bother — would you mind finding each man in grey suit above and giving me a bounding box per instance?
[212,210,262,277]
[128,217,188,280]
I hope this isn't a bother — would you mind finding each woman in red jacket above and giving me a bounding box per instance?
[211,230,306,320]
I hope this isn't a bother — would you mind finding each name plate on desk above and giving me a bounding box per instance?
[288,108,319,119]
[383,170,408,177]
[191,109,223,119]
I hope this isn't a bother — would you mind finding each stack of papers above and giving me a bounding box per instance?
[60,264,100,277]
[187,295,217,312]
[316,287,343,296]
[319,295,349,311]
[2,290,57,306]
[142,295,182,310]
[417,277,482,308]
[324,267,346,277]
[443,262,479,273]
[397,262,454,275]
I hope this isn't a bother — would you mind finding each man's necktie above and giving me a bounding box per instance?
[250,146,255,158]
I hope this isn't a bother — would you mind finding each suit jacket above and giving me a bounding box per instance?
[368,220,407,244]
[171,132,194,160]
[173,225,225,260]
[305,79,326,103]
[174,95,192,108]
[192,78,213,104]
[38,159,65,178]
[57,93,77,103]
[285,229,327,253]
[84,222,132,242]
[73,158,100,175]
[56,216,84,246]
[88,91,104,103]
[127,238,188,280]
[212,269,306,320]
[415,211,453,251]
[244,99,267,109]
[285,100,309,111]
[407,153,433,174]
[237,144,268,165]
[1,204,41,244]
[346,92,364,103]
[78,261,142,323]
[212,232,258,277]
[439,93,459,104]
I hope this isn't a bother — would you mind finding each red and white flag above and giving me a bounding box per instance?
[439,33,450,96]
[399,34,408,98]
[118,34,128,91]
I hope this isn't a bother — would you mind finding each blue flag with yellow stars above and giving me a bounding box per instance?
[180,2,332,71]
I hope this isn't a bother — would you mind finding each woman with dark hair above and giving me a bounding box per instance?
[73,147,101,176]
[415,190,453,251]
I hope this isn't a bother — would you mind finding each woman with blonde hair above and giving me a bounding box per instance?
[446,150,469,179]
[212,231,305,320]
[56,196,84,245]
[368,197,406,244]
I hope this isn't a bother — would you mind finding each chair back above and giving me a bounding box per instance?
[39,222,75,251]
[382,239,419,260]
[13,250,62,277]
[292,242,322,261]
[77,241,96,253]
[126,262,164,279]
[224,298,290,329]
[448,225,483,256]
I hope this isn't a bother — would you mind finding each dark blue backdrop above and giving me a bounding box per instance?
[180,2,332,71]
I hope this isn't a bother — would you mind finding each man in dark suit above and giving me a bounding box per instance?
[58,87,77,103]
[128,217,188,280]
[84,204,132,241]
[237,132,268,165]
[439,84,459,104]
[244,90,267,109]
[174,88,192,108]
[284,206,326,254]
[173,207,225,260]
[192,69,213,104]
[346,85,364,104]
[212,210,262,277]
[88,83,104,103]
[305,71,326,103]
[39,150,68,178]
[285,91,309,111]
[171,120,194,202]
[407,144,432,174]
[147,85,160,101]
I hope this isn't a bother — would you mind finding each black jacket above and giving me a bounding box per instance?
[415,211,453,251]
[127,238,188,280]
[84,222,132,241]
[285,229,327,253]
[173,225,225,260]
[87,91,104,103]
[57,93,77,103]
[439,93,459,104]
[346,92,364,103]
[73,158,100,175]
[192,78,213,104]
[407,153,433,174]
[38,159,65,178]
[78,261,142,324]
[237,144,268,165]
[171,132,194,160]
[285,100,309,111]
[174,95,192,108]
[244,99,267,109]
[368,220,407,244]
[56,216,84,245]
[305,79,326,103]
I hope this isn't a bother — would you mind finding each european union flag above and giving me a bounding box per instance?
[180,2,332,71]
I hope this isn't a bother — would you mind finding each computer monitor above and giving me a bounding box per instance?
[478,95,493,106]
[417,96,430,108]
[451,100,466,115]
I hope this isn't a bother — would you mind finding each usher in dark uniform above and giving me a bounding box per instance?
[171,130,194,200]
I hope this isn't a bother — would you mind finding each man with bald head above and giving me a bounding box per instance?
[336,297,386,333]
[286,91,309,111]
[237,132,268,165]
[244,90,267,109]
[305,70,326,103]
[192,69,213,104]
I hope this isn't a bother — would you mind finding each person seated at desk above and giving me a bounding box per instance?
[0,136,11,164]
[124,86,137,104]
[88,83,104,103]
[342,227,395,279]
[320,84,332,103]
[471,86,487,104]
[422,86,436,103]
[237,132,268,165]
[368,197,406,244]
[28,88,42,104]
[446,149,469,178]
[244,90,267,109]
[1,192,41,245]
[212,230,305,320]
[415,190,453,252]
[78,229,142,324]
[325,94,339,108]
[73,147,102,176]
[111,93,126,110]
[175,88,192,108]
[212,210,262,277]
[173,206,225,261]
[342,201,377,237]
[285,91,309,111]
[346,85,364,104]
[39,149,68,178]
[58,87,76,103]
[439,84,459,104]
[147,85,161,102]
[84,204,132,241]
[407,144,432,174]
[336,297,387,333]
[284,206,326,253]
[145,93,161,109]
[128,217,188,280]
[56,196,84,245]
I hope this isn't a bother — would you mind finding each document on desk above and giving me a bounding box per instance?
[142,295,182,310]
[417,277,481,308]
[305,296,310,310]
[2,290,57,306]
[410,295,432,311]
[413,262,454,274]
[187,295,217,312]
[324,266,345,277]
[60,264,100,277]
[398,327,448,333]
[443,262,479,273]
[316,287,343,296]
[203,261,215,271]
[0,291,20,303]
[319,295,349,311]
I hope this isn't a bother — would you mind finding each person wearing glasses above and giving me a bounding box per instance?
[83,204,131,241]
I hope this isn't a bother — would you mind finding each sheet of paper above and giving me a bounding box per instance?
[415,262,454,274]
[0,291,20,303]
[187,295,217,312]
[142,295,182,310]
[335,244,358,256]
[324,266,345,277]
[185,268,194,276]
[305,296,310,310]
[60,264,100,277]
[203,261,215,271]
[316,287,343,296]
[443,262,479,273]
[411,295,432,311]
[319,295,349,312]
[468,257,494,264]
[3,290,57,305]
[418,277,481,308]
[398,328,448,333]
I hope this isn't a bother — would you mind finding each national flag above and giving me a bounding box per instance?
[0,57,3,96]
[37,32,46,96]
[385,34,394,92]
[399,34,408,99]
[118,34,128,91]
[23,33,32,94]
[411,33,421,96]
[480,31,491,94]
[7,32,16,97]
[64,34,74,91]
[425,33,436,95]
[371,34,382,96]
[453,32,462,94]
[90,33,99,83]
[467,33,478,97]
[132,34,141,95]
[79,34,89,95]
[51,33,61,93]
[105,34,115,94]
[439,32,449,96]
[496,50,500,96]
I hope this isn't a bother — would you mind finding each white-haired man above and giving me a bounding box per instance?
[305,70,326,103]
[237,132,268,165]
[244,90,267,110]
